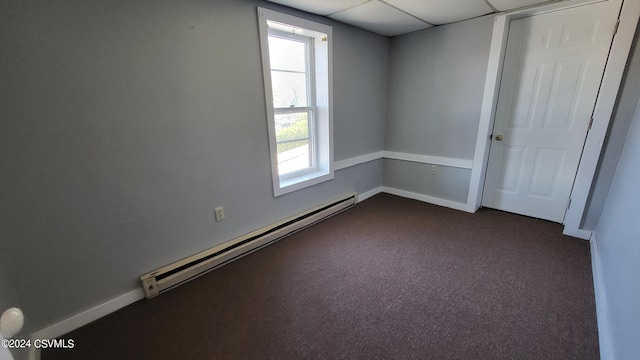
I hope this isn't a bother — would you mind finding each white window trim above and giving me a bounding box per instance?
[257,7,334,197]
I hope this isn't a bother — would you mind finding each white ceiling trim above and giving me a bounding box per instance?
[326,0,371,16]
[266,0,368,16]
[384,0,493,25]
[378,0,434,26]
[329,1,433,37]
[486,0,562,12]
[482,0,499,12]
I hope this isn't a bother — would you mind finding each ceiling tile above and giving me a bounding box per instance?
[266,0,368,16]
[385,0,494,25]
[329,0,432,37]
[487,0,558,12]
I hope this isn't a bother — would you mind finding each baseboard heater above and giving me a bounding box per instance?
[140,193,358,299]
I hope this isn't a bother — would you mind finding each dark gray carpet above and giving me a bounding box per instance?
[43,193,599,359]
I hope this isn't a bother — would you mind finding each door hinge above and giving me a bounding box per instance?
[613,19,620,37]
[566,198,572,210]
[588,117,594,132]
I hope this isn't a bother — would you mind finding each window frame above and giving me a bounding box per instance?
[257,7,334,197]
[269,29,317,180]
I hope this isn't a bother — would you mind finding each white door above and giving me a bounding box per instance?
[482,1,620,223]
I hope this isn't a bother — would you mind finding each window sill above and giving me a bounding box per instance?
[275,169,334,196]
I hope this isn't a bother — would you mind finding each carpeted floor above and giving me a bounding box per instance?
[42,194,599,360]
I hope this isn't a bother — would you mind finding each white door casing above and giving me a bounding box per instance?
[481,1,620,223]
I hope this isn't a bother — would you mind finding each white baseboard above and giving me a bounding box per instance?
[29,288,145,360]
[358,186,383,202]
[381,186,470,212]
[590,233,614,360]
[563,227,593,240]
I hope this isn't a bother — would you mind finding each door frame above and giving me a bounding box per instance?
[466,0,640,239]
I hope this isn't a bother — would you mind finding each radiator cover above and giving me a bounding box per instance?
[140,193,358,298]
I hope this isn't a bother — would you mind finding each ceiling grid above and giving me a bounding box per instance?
[267,0,562,36]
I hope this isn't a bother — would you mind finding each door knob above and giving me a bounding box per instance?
[495,134,503,141]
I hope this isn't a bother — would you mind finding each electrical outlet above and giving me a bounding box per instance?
[214,206,225,222]
[431,165,438,175]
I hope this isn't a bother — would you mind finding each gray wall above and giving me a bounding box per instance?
[582,23,640,230]
[382,159,470,203]
[383,15,494,202]
[0,0,388,334]
[0,268,18,327]
[334,28,388,159]
[595,97,640,360]
[385,14,494,160]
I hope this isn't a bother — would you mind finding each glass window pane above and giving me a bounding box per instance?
[268,36,306,72]
[275,112,310,175]
[275,112,309,142]
[277,139,310,175]
[271,71,308,107]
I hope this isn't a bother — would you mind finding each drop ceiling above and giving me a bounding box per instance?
[267,0,562,36]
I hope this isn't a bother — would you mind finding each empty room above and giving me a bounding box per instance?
[1,0,639,359]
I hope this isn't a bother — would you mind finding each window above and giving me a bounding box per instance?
[258,8,333,197]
